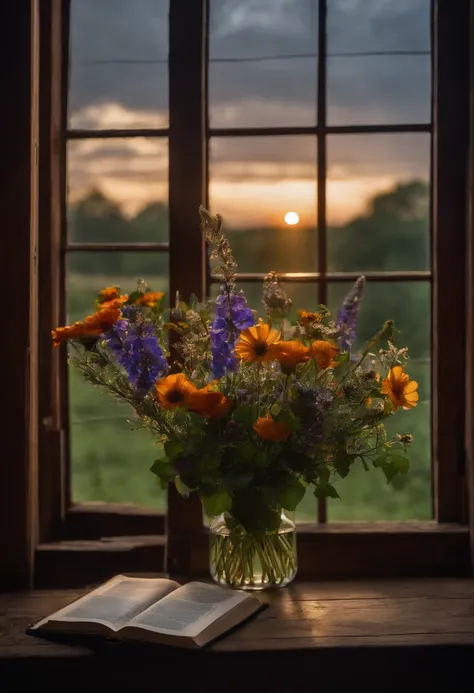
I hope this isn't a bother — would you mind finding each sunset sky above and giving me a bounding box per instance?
[68,0,431,228]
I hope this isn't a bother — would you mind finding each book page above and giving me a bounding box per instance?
[124,581,255,638]
[31,575,180,632]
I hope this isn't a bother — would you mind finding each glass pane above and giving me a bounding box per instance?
[209,0,317,128]
[67,251,168,507]
[328,55,431,126]
[328,281,432,521]
[69,0,168,130]
[67,139,168,242]
[328,0,431,53]
[327,134,430,271]
[71,415,166,509]
[209,137,317,272]
[66,251,168,323]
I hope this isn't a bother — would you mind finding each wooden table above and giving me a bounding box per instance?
[1,579,474,692]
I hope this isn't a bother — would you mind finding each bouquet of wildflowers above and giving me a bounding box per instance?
[53,207,418,589]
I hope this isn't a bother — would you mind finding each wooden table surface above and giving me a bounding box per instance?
[1,579,474,691]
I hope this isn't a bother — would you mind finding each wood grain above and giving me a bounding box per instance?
[2,580,474,691]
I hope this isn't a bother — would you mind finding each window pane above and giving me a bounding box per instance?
[328,55,431,126]
[209,0,317,128]
[327,0,431,126]
[67,251,167,323]
[328,0,430,53]
[328,281,432,521]
[67,139,168,243]
[327,134,430,271]
[209,137,317,272]
[69,0,168,130]
[67,251,168,507]
[70,415,166,509]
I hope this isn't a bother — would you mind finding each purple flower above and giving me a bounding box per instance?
[104,306,168,396]
[336,276,365,352]
[210,290,254,379]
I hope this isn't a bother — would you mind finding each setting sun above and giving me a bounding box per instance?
[284,211,300,226]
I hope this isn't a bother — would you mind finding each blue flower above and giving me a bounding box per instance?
[336,276,365,352]
[210,290,254,379]
[104,307,168,396]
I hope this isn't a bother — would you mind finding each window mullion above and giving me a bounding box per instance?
[166,0,208,576]
[317,0,328,524]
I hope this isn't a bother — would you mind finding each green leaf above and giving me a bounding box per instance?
[316,463,330,483]
[232,404,258,427]
[389,455,410,474]
[150,457,175,482]
[201,488,232,516]
[276,475,306,511]
[253,450,268,468]
[314,482,340,500]
[197,453,221,471]
[175,475,192,497]
[164,439,184,460]
[126,290,143,304]
[372,454,387,469]
[223,471,254,491]
[276,409,301,432]
[270,402,282,417]
[381,464,398,483]
[333,451,351,479]
[233,441,255,465]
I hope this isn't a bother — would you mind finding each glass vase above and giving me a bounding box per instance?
[209,511,297,590]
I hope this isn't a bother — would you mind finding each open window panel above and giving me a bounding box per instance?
[36,0,471,587]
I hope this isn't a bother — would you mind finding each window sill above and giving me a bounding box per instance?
[2,578,474,691]
[35,522,471,588]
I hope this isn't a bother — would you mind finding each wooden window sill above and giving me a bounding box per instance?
[34,522,470,588]
[1,579,473,691]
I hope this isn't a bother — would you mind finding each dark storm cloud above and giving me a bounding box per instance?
[69,0,431,126]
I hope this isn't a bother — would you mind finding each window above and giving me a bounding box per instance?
[33,0,470,585]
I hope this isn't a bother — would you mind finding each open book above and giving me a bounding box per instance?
[27,574,263,648]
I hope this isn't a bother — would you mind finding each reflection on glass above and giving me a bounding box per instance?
[67,139,168,242]
[67,252,168,507]
[209,0,317,127]
[209,137,317,272]
[328,281,432,521]
[327,134,430,271]
[69,0,169,129]
[328,0,430,53]
[328,55,431,125]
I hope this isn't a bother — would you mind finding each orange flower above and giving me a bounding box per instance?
[235,320,281,363]
[100,294,129,309]
[253,414,291,442]
[99,286,120,302]
[311,340,340,369]
[51,322,86,347]
[135,292,165,307]
[273,340,310,374]
[381,365,419,411]
[83,307,122,335]
[297,310,323,326]
[155,373,197,409]
[52,307,120,346]
[188,386,233,419]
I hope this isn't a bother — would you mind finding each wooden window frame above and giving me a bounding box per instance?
[0,0,468,589]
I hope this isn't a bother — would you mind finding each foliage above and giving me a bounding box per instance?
[57,205,420,533]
